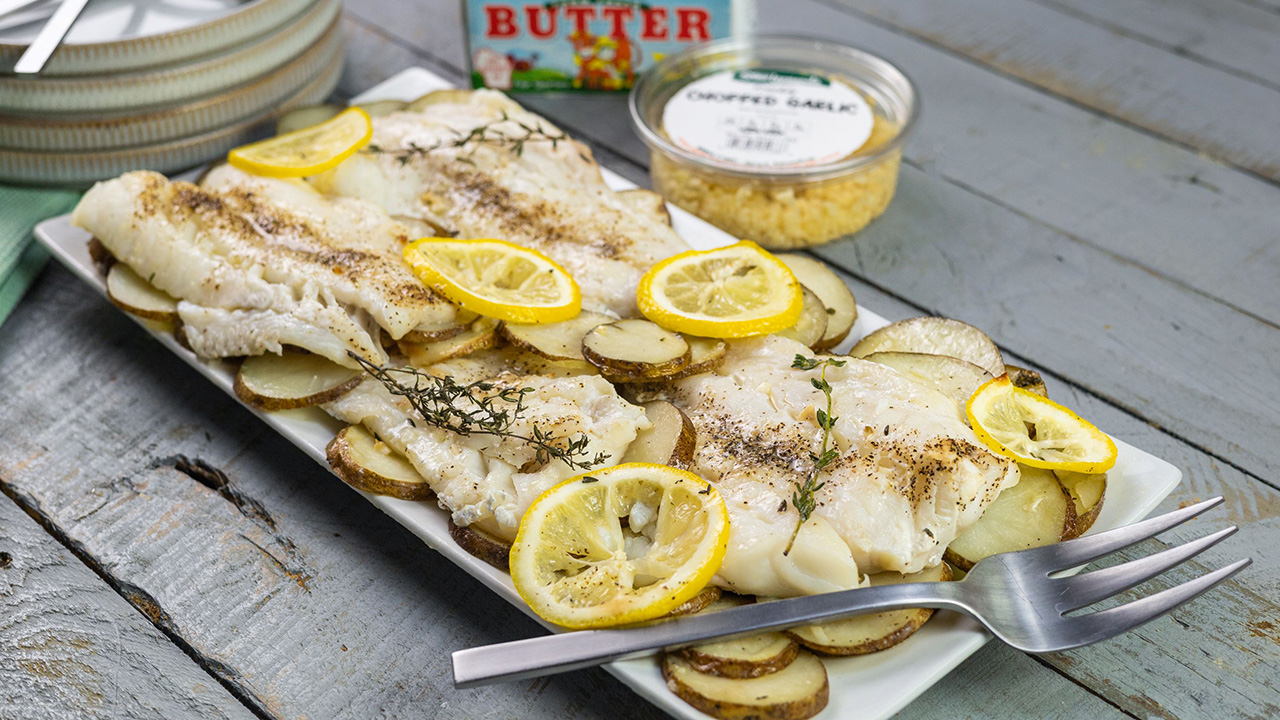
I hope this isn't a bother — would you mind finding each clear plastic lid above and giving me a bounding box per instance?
[630,35,918,183]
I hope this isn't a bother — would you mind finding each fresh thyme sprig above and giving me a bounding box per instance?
[785,354,848,555]
[365,111,570,166]
[350,354,607,471]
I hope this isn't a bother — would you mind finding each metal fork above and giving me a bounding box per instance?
[453,497,1248,687]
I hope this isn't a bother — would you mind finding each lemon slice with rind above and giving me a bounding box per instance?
[228,107,372,178]
[403,238,581,324]
[637,241,803,338]
[967,376,1118,474]
[510,463,730,629]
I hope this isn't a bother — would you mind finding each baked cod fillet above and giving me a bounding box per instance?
[71,166,459,367]
[310,90,690,317]
[650,336,1019,598]
[323,350,649,539]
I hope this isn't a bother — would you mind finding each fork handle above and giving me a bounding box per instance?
[453,580,968,687]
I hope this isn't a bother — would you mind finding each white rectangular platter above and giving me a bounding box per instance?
[35,67,1182,720]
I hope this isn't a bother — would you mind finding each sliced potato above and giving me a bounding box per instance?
[665,585,722,617]
[401,317,499,367]
[1057,470,1107,538]
[499,310,612,362]
[449,518,511,569]
[234,350,361,411]
[786,562,951,656]
[88,237,115,275]
[106,263,179,322]
[407,88,473,112]
[681,335,728,375]
[582,319,690,381]
[326,424,433,500]
[849,317,1005,376]
[663,650,829,720]
[355,99,408,118]
[863,351,993,410]
[775,287,828,349]
[1006,363,1048,397]
[621,400,697,469]
[276,104,341,135]
[504,349,600,378]
[777,254,857,351]
[400,312,479,344]
[617,188,672,226]
[683,632,799,679]
[945,466,1075,570]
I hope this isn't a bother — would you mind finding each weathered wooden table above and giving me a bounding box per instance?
[3,1,1278,718]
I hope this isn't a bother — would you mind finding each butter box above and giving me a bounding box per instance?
[464,1,736,92]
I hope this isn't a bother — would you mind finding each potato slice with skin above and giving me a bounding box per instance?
[107,263,179,322]
[276,104,341,135]
[235,350,361,410]
[407,88,474,111]
[327,424,433,500]
[777,254,857,351]
[1006,363,1048,397]
[683,633,799,679]
[945,465,1076,570]
[786,563,951,656]
[401,317,499,367]
[663,650,829,720]
[499,310,612,362]
[355,99,407,118]
[850,317,1005,376]
[582,319,690,381]
[449,518,511,569]
[1057,470,1107,538]
[621,400,697,470]
[400,311,479,344]
[665,585,722,617]
[863,352,993,411]
[617,188,672,226]
[88,237,116,275]
[774,287,827,349]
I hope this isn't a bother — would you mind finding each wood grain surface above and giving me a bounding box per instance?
[3,2,1278,719]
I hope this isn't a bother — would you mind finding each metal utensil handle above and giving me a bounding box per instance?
[13,0,91,75]
[452,580,969,687]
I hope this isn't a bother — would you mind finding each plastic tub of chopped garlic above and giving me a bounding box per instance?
[629,35,917,249]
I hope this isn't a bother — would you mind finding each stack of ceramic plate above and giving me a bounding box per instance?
[0,0,344,185]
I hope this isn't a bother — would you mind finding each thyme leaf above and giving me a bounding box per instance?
[365,111,569,166]
[350,353,608,471]
[785,353,847,555]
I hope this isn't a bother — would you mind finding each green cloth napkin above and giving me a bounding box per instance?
[0,185,82,328]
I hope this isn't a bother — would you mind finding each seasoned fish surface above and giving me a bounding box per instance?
[661,336,1019,598]
[72,168,458,366]
[323,354,649,539]
[311,90,690,317]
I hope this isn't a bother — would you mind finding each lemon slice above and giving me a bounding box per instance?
[228,107,372,178]
[510,463,730,629]
[637,241,803,338]
[967,376,1118,473]
[403,238,581,324]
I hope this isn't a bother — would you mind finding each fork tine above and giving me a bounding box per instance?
[1055,526,1237,613]
[1031,497,1223,572]
[1056,558,1250,651]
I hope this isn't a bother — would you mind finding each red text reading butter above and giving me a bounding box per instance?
[482,5,712,42]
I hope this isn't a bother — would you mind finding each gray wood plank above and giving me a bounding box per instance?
[1029,0,1280,89]
[829,0,1280,182]
[0,492,256,720]
[0,269,664,720]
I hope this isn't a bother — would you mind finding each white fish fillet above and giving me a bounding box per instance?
[310,90,690,317]
[323,351,649,539]
[653,336,1019,598]
[71,168,459,366]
